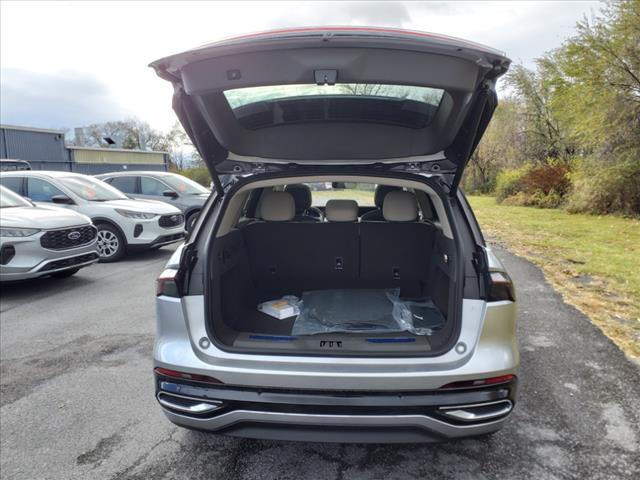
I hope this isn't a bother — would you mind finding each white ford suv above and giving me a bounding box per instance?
[0,171,185,262]
[0,185,99,281]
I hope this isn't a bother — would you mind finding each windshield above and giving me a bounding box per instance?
[59,176,128,201]
[0,185,31,208]
[162,174,210,195]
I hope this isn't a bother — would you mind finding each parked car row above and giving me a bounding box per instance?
[95,171,209,231]
[0,170,210,281]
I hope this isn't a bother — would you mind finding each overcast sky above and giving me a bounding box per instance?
[1,0,601,133]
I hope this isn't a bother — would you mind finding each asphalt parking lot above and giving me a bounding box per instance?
[1,244,639,480]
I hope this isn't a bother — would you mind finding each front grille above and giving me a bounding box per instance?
[40,225,97,250]
[159,214,184,228]
[41,252,99,272]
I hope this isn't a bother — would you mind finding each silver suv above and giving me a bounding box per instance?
[152,28,518,443]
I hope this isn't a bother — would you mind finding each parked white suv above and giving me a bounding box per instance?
[0,185,99,280]
[0,171,185,262]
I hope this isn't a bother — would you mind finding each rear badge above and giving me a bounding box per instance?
[319,340,342,348]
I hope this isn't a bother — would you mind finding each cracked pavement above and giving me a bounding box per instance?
[1,244,638,479]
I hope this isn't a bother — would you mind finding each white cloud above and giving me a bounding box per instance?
[0,0,600,131]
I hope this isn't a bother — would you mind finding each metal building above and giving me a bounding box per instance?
[0,124,169,174]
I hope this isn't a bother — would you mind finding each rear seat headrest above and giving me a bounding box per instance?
[383,191,418,222]
[325,199,359,222]
[284,184,312,213]
[374,185,402,208]
[260,191,295,222]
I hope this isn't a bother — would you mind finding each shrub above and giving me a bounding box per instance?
[521,161,571,197]
[495,166,529,202]
[566,156,640,217]
[495,161,571,208]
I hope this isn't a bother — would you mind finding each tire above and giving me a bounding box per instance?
[185,211,199,232]
[50,268,80,278]
[96,223,126,262]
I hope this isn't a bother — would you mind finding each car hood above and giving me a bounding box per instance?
[102,198,182,214]
[0,205,91,229]
[150,27,510,193]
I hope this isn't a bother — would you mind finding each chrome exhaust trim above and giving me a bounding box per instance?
[157,391,222,415]
[439,399,513,422]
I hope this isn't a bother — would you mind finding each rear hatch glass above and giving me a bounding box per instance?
[224,83,444,129]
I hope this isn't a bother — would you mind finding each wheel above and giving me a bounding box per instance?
[186,211,199,232]
[50,268,80,278]
[96,223,126,262]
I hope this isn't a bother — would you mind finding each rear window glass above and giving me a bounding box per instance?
[308,182,375,207]
[224,84,444,109]
[223,84,444,130]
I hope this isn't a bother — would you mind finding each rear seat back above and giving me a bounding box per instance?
[242,190,435,296]
[360,191,434,295]
[242,192,359,292]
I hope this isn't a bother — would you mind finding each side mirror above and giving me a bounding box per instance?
[162,190,179,198]
[51,195,74,205]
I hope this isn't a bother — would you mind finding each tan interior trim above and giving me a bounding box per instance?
[216,175,453,239]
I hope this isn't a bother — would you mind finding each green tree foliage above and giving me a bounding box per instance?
[546,0,640,157]
[505,64,575,162]
[463,98,524,193]
[466,0,639,216]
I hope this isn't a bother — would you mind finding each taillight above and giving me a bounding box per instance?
[440,374,516,390]
[156,268,180,297]
[488,271,515,302]
[154,367,222,385]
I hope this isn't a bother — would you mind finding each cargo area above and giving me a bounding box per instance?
[207,183,461,356]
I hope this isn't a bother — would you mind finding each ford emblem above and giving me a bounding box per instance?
[171,215,178,222]
[67,231,81,241]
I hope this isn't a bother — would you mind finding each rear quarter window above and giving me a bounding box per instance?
[0,176,24,195]
[110,176,138,194]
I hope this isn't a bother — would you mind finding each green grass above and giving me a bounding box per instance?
[468,196,640,359]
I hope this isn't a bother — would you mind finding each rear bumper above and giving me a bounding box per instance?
[155,376,517,443]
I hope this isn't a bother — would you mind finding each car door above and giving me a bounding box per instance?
[108,175,139,199]
[139,176,182,208]
[26,177,68,204]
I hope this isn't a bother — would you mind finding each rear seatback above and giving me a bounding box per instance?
[242,192,359,294]
[241,190,435,297]
[359,191,436,296]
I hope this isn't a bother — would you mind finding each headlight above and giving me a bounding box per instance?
[115,209,157,219]
[0,227,40,237]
